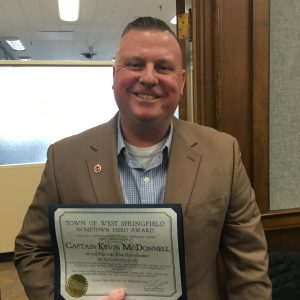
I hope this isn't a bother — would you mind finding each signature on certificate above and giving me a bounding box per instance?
[144,278,168,291]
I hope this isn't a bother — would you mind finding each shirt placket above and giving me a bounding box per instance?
[137,153,164,204]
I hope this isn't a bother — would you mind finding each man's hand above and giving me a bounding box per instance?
[101,288,126,300]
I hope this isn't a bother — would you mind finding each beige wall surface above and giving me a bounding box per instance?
[0,163,44,252]
[269,0,300,210]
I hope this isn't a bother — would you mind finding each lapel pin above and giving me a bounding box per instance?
[94,164,102,173]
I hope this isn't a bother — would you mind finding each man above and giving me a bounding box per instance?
[14,17,272,299]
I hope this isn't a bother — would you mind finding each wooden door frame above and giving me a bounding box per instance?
[176,0,188,121]
[252,0,300,250]
[192,0,254,180]
[191,0,300,251]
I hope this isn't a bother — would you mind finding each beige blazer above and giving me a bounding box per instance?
[14,115,272,299]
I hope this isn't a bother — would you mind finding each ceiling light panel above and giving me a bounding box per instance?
[6,39,25,51]
[58,0,80,22]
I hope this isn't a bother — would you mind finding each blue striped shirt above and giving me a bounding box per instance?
[117,119,173,204]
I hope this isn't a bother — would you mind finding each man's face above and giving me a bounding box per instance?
[113,29,185,127]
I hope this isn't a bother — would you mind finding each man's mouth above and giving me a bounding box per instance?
[134,93,159,100]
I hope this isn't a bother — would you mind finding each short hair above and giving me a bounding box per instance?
[121,16,177,39]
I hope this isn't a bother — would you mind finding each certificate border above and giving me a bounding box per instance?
[49,204,187,300]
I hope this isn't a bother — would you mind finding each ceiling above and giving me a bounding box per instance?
[0,0,177,61]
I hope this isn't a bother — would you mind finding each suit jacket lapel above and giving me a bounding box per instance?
[86,116,124,204]
[85,116,202,209]
[164,118,202,215]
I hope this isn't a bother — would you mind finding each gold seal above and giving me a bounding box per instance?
[65,274,88,298]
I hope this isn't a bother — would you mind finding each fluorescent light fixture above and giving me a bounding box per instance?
[6,39,25,51]
[170,16,177,24]
[58,0,80,21]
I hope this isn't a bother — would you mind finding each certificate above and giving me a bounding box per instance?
[49,204,187,300]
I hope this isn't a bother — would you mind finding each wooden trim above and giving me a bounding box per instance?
[262,210,300,251]
[214,0,222,131]
[217,0,253,177]
[252,0,270,213]
[262,209,300,231]
[191,0,300,251]
[252,0,300,251]
[177,0,188,121]
[192,0,217,127]
[192,0,254,176]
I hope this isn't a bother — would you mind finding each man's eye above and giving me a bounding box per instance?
[157,65,173,73]
[127,63,142,69]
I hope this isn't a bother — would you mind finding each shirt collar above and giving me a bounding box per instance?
[117,115,173,156]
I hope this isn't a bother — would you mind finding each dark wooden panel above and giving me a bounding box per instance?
[192,0,217,127]
[192,0,300,241]
[262,209,300,231]
[252,0,270,212]
[262,210,300,251]
[218,0,253,179]
[265,229,300,252]
[192,0,253,178]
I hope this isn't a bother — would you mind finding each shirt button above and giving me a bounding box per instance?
[143,177,150,183]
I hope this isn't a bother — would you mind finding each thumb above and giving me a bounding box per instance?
[102,288,126,300]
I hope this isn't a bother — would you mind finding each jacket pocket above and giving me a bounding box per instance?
[186,197,226,218]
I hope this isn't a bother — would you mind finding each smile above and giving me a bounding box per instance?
[134,93,159,100]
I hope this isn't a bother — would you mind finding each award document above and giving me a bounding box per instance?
[49,204,187,300]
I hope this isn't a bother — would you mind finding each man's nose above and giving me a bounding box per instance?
[139,64,158,86]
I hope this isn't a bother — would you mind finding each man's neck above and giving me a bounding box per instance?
[120,119,171,148]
